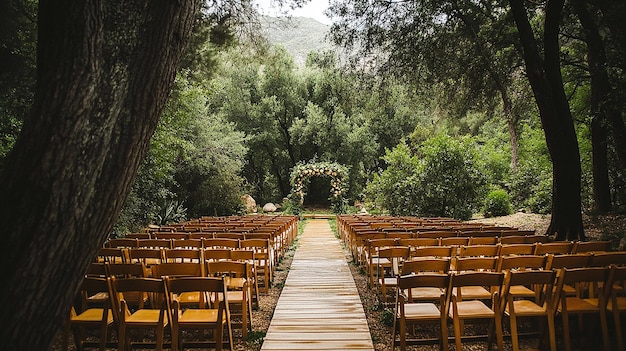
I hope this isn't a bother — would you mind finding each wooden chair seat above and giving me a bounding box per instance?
[402,303,442,320]
[506,300,548,316]
[451,300,495,319]
[177,308,223,324]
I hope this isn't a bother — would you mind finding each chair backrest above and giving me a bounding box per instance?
[440,237,470,247]
[164,276,227,310]
[458,244,500,257]
[498,235,527,245]
[499,243,536,256]
[588,251,626,267]
[203,248,232,262]
[97,247,128,264]
[171,239,202,249]
[106,238,139,248]
[553,267,612,303]
[544,253,591,270]
[107,276,167,319]
[418,230,456,239]
[412,245,455,258]
[534,242,574,255]
[401,257,451,275]
[230,249,255,262]
[152,232,188,240]
[154,261,204,277]
[468,237,499,245]
[450,271,504,301]
[206,260,248,279]
[127,248,164,265]
[398,238,440,247]
[163,248,202,263]
[498,255,547,272]
[398,273,451,304]
[453,256,498,272]
[105,262,149,278]
[76,276,110,312]
[202,237,240,249]
[501,269,556,307]
[137,239,172,249]
[85,262,107,277]
[572,240,611,253]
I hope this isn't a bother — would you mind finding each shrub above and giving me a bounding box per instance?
[529,177,552,214]
[483,188,512,217]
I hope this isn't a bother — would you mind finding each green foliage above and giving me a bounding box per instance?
[414,135,487,220]
[509,126,553,213]
[483,188,512,217]
[156,199,187,225]
[366,135,486,220]
[381,308,395,327]
[528,177,552,215]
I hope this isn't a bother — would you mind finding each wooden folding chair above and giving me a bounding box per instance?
[605,265,626,351]
[365,238,397,287]
[377,246,411,301]
[451,256,499,300]
[501,269,557,351]
[392,274,451,350]
[240,238,273,293]
[63,277,114,351]
[401,258,451,303]
[498,255,547,300]
[107,277,169,351]
[164,276,233,351]
[449,271,505,351]
[553,267,613,351]
[206,260,253,339]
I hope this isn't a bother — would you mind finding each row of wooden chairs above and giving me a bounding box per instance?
[376,252,626,298]
[393,264,626,351]
[66,274,236,351]
[97,245,272,295]
[366,241,613,288]
[67,259,259,351]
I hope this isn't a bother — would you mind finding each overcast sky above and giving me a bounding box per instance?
[257,0,333,25]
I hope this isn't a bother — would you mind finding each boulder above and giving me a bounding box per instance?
[263,202,277,212]
[241,194,257,213]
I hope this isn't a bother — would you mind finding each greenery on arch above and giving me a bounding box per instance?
[289,161,349,213]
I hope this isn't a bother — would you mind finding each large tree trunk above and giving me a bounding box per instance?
[573,0,614,212]
[509,0,584,240]
[594,0,626,174]
[0,0,198,349]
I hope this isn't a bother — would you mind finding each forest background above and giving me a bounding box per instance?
[1,0,625,236]
[1,1,625,348]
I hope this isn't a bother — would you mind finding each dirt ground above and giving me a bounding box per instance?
[52,213,626,351]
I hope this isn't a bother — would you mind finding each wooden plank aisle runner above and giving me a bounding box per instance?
[261,219,375,350]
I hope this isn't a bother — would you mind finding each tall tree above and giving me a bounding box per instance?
[572,0,613,212]
[0,0,198,348]
[509,0,584,240]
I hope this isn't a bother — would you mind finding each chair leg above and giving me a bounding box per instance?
[453,316,463,351]
[510,314,520,351]
[495,314,504,351]
[562,310,571,351]
[600,308,611,351]
[547,314,557,351]
[614,307,624,351]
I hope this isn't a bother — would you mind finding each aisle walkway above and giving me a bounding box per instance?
[261,219,374,350]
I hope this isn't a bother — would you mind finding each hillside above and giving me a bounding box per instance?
[261,16,334,65]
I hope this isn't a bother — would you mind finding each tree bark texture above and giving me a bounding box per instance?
[509,0,584,240]
[593,0,626,175]
[0,0,198,349]
[573,0,614,212]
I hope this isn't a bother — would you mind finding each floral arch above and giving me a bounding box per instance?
[289,161,349,213]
